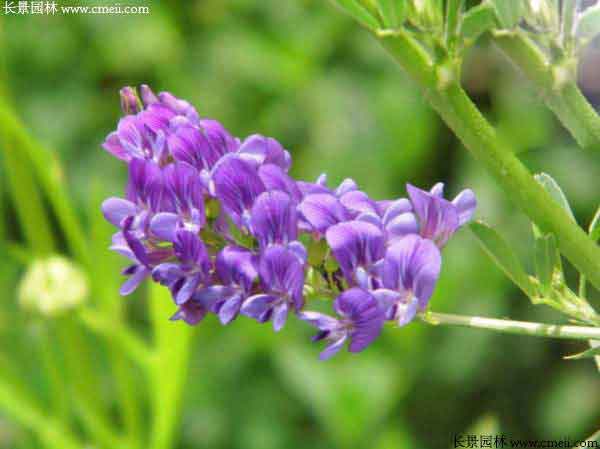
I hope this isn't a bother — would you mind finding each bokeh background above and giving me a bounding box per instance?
[1,1,599,448]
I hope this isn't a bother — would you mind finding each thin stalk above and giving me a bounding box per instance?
[493,30,600,152]
[0,99,90,267]
[148,283,193,449]
[420,311,600,340]
[376,30,600,291]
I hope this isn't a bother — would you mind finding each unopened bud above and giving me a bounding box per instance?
[119,86,140,115]
[18,256,88,317]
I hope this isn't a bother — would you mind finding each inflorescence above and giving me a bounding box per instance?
[101,85,477,360]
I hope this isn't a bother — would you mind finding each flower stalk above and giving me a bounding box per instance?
[420,311,600,340]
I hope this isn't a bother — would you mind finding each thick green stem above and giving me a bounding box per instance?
[377,31,600,291]
[493,31,600,153]
[421,311,600,340]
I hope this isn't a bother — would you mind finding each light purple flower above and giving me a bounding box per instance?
[356,198,419,245]
[241,245,305,331]
[237,134,291,171]
[298,193,348,236]
[375,234,441,325]
[299,288,384,360]
[325,220,385,289]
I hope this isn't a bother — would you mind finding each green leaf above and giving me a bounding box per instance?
[445,0,464,40]
[534,172,576,222]
[589,207,600,243]
[576,4,600,40]
[331,0,381,29]
[377,0,407,29]
[460,3,497,41]
[470,221,537,297]
[564,343,600,360]
[534,233,559,297]
[487,0,524,29]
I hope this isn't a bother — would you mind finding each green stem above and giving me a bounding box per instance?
[0,99,90,266]
[493,30,600,152]
[148,283,193,449]
[420,311,600,340]
[377,31,600,291]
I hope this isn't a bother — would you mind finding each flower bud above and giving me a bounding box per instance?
[18,256,89,317]
[119,86,140,115]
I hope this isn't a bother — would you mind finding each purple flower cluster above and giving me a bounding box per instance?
[102,86,477,360]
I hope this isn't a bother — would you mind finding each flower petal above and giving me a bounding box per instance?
[150,212,179,241]
[250,191,298,248]
[102,197,137,227]
[298,193,347,235]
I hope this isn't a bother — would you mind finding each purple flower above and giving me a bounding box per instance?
[102,159,167,233]
[102,105,175,164]
[339,190,378,217]
[149,163,206,241]
[257,164,302,202]
[376,234,441,325]
[205,246,259,324]
[298,193,348,236]
[407,183,476,247]
[237,134,291,171]
[112,216,173,295]
[250,191,298,248]
[168,122,237,174]
[152,229,211,305]
[241,245,305,331]
[212,155,266,227]
[356,198,419,246]
[299,288,384,360]
[325,220,385,289]
[139,84,200,124]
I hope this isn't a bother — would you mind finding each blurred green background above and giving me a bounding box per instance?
[0,1,599,448]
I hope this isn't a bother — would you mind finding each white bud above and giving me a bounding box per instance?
[18,256,88,317]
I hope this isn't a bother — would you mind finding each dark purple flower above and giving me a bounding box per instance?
[149,163,206,241]
[299,288,384,360]
[152,229,211,305]
[202,246,259,324]
[298,193,348,235]
[250,191,298,248]
[325,220,385,289]
[375,234,441,325]
[212,155,266,227]
[170,293,214,325]
[407,183,476,247]
[112,216,173,295]
[237,134,291,171]
[241,245,305,331]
